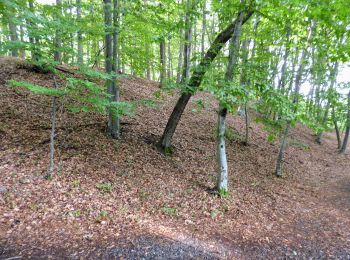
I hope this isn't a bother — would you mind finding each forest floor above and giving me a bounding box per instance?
[0,57,349,259]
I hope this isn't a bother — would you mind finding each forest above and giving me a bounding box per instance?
[0,0,350,258]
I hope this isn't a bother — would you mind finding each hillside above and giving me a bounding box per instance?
[0,57,349,259]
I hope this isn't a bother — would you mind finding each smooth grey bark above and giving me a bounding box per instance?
[277,27,291,93]
[110,0,120,138]
[239,39,250,143]
[181,0,193,83]
[104,0,118,138]
[48,76,59,178]
[167,38,173,79]
[217,5,245,193]
[158,9,254,151]
[77,0,83,64]
[20,25,25,59]
[8,16,19,57]
[275,22,315,177]
[159,39,166,86]
[332,108,342,149]
[54,0,62,63]
[340,91,350,154]
[201,1,206,57]
[316,61,339,144]
[217,107,228,192]
[176,26,184,84]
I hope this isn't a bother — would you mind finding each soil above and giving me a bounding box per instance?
[0,57,349,259]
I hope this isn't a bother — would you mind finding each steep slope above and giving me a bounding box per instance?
[0,57,349,259]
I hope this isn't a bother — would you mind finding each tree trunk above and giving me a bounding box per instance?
[54,0,62,63]
[201,1,206,58]
[158,9,254,151]
[176,27,184,84]
[181,0,193,83]
[316,61,339,144]
[277,27,291,93]
[8,16,19,57]
[77,0,83,64]
[340,91,350,154]
[167,38,173,79]
[159,39,166,86]
[333,108,342,149]
[275,21,315,177]
[110,0,121,138]
[20,25,25,59]
[217,107,228,193]
[216,4,245,193]
[275,124,290,177]
[104,0,119,138]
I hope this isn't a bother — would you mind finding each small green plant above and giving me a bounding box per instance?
[96,182,113,193]
[30,203,40,211]
[210,209,220,219]
[71,179,80,188]
[138,189,149,201]
[161,207,177,216]
[71,209,81,218]
[218,188,229,197]
[95,210,109,223]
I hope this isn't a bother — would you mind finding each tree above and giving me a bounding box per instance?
[340,90,350,154]
[216,2,245,194]
[158,6,254,152]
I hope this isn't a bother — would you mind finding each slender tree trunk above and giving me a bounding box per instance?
[201,1,206,58]
[340,91,350,154]
[275,124,290,177]
[77,0,83,64]
[278,27,291,93]
[19,25,25,59]
[217,107,228,192]
[216,4,245,193]
[110,0,121,138]
[159,39,166,86]
[158,9,254,151]
[181,0,193,83]
[8,16,19,57]
[332,108,342,149]
[167,39,173,79]
[54,0,62,63]
[176,27,184,83]
[104,0,119,138]
[275,22,315,177]
[316,61,339,144]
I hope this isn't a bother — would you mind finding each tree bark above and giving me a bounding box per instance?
[104,0,119,138]
[340,91,350,154]
[8,16,19,57]
[181,0,193,83]
[110,0,121,138]
[332,108,342,149]
[216,4,245,193]
[159,9,254,151]
[159,39,166,86]
[217,107,228,192]
[77,0,83,64]
[316,61,339,144]
[54,0,62,63]
[275,22,315,177]
[201,1,206,58]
